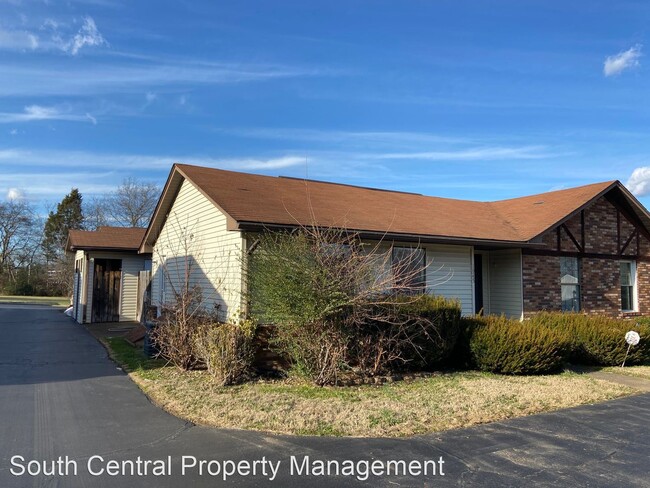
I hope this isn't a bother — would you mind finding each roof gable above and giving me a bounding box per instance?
[489,181,617,241]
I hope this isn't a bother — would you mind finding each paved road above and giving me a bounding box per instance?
[1,306,649,487]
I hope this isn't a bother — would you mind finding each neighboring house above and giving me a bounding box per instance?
[66,226,151,323]
[140,163,650,320]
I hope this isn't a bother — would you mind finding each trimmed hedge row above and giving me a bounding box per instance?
[457,312,650,375]
[531,312,650,366]
[468,315,570,374]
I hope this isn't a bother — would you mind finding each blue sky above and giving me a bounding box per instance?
[2,0,650,211]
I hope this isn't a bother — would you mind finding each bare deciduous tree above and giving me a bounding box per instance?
[0,200,38,283]
[84,196,109,230]
[105,178,160,228]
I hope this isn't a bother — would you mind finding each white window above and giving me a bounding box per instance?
[391,247,426,293]
[620,261,637,312]
[560,256,580,312]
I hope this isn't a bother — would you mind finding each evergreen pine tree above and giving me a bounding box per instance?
[42,188,84,262]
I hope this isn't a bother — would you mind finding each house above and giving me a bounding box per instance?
[66,226,151,323]
[140,163,650,320]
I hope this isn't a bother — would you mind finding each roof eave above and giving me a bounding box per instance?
[70,246,145,253]
[236,221,540,248]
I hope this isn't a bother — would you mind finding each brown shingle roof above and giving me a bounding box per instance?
[170,164,620,244]
[490,181,615,241]
[67,226,146,252]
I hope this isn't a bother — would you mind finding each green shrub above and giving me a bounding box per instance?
[531,312,650,366]
[247,229,447,384]
[451,316,484,369]
[352,294,461,375]
[193,315,256,386]
[469,315,571,374]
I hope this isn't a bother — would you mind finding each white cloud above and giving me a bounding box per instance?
[224,128,470,147]
[64,16,107,55]
[0,27,39,50]
[9,128,18,135]
[626,166,650,196]
[0,61,322,97]
[0,105,96,123]
[0,16,106,55]
[145,91,157,103]
[41,19,59,31]
[6,188,25,201]
[604,44,642,77]
[0,148,308,172]
[365,146,551,161]
[0,150,309,200]
[230,156,306,170]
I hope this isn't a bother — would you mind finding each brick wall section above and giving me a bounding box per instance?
[561,212,582,251]
[583,198,619,254]
[522,255,561,312]
[523,195,650,318]
[580,258,620,315]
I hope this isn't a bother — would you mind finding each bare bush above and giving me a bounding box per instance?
[193,314,256,386]
[248,226,456,385]
[151,288,206,370]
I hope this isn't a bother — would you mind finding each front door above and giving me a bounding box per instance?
[92,259,122,322]
[474,254,484,315]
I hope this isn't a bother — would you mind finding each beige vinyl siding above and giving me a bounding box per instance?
[367,242,474,315]
[120,256,145,321]
[151,178,244,319]
[426,244,474,316]
[73,250,85,323]
[85,256,93,323]
[488,249,523,319]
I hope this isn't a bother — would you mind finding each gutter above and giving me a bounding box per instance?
[236,222,543,249]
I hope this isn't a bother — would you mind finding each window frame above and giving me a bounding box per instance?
[620,260,637,312]
[391,246,427,294]
[560,256,581,312]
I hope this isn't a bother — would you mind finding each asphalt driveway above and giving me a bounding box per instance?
[0,305,649,487]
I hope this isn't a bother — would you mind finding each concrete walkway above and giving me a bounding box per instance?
[569,364,650,392]
[586,370,650,392]
[1,305,650,487]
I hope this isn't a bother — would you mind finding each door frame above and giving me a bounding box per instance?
[473,251,490,315]
[91,258,123,323]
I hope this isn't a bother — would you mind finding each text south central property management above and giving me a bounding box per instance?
[10,454,446,482]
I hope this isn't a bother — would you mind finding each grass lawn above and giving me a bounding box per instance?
[0,295,69,307]
[604,365,650,380]
[105,337,634,438]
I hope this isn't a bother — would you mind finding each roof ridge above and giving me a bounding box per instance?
[488,180,617,204]
[177,163,496,206]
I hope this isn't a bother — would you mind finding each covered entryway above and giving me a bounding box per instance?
[473,249,523,319]
[92,258,122,322]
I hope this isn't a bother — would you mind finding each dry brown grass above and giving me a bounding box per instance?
[106,338,633,437]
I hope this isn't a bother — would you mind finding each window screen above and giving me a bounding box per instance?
[560,256,580,312]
